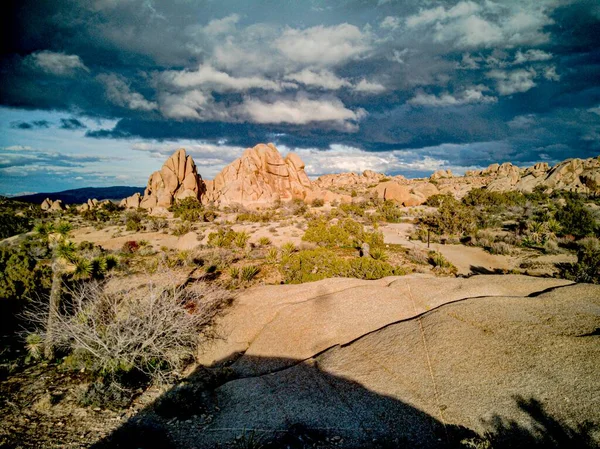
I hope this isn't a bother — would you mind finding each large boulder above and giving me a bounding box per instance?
[372,181,439,206]
[203,143,313,207]
[139,148,205,210]
[120,192,142,209]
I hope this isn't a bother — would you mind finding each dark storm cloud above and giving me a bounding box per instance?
[10,120,52,129]
[59,118,87,129]
[1,0,599,173]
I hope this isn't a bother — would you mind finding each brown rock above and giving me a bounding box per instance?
[140,148,205,210]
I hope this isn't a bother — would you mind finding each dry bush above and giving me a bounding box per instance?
[26,270,233,381]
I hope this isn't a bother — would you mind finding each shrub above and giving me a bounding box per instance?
[462,188,526,208]
[370,247,388,261]
[172,221,192,236]
[169,197,204,222]
[426,194,455,208]
[266,248,279,264]
[234,231,249,249]
[311,198,325,207]
[125,212,144,232]
[428,251,454,269]
[28,276,232,380]
[555,200,597,238]
[563,237,600,284]
[236,211,273,223]
[281,242,296,256]
[121,241,140,254]
[407,248,429,265]
[229,267,240,280]
[281,248,401,284]
[420,200,478,236]
[303,218,383,249]
[487,241,512,255]
[207,228,245,248]
[0,212,32,239]
[147,217,168,232]
[339,202,366,217]
[377,201,404,223]
[240,265,260,282]
[258,237,271,246]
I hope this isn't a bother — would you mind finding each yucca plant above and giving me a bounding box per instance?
[234,231,249,249]
[258,237,271,246]
[370,247,388,261]
[25,333,44,361]
[73,258,93,280]
[266,248,279,264]
[281,242,296,256]
[34,222,54,240]
[240,265,260,282]
[55,221,72,238]
[55,240,78,263]
[229,266,240,279]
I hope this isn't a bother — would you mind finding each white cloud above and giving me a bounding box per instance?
[380,16,401,30]
[274,23,371,66]
[204,14,240,35]
[158,89,219,120]
[238,95,366,131]
[487,68,537,95]
[27,51,89,76]
[588,106,600,116]
[354,79,386,93]
[162,64,293,92]
[284,69,351,90]
[409,85,496,106]
[543,65,560,81]
[97,73,157,111]
[406,1,481,28]
[513,49,553,64]
[405,2,554,49]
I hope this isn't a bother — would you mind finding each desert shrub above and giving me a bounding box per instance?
[266,248,279,263]
[258,237,271,246]
[207,228,247,248]
[169,197,204,222]
[462,188,526,208]
[555,200,597,238]
[281,249,401,283]
[281,242,296,256]
[0,247,51,302]
[229,267,240,280]
[236,211,273,223]
[339,202,366,217]
[172,221,192,236]
[428,251,454,270]
[125,211,144,232]
[28,277,232,381]
[370,247,388,261]
[311,198,325,207]
[487,241,512,255]
[147,217,168,232]
[563,237,600,283]
[543,239,561,255]
[234,231,249,248]
[240,265,260,282]
[121,241,140,254]
[54,221,72,237]
[426,194,455,208]
[0,212,32,239]
[377,201,404,223]
[303,218,383,249]
[407,248,429,265]
[420,200,478,236]
[81,202,123,223]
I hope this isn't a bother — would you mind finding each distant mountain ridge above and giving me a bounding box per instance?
[12,186,144,205]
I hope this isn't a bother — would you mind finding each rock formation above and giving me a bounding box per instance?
[372,181,439,206]
[122,148,205,210]
[40,198,65,212]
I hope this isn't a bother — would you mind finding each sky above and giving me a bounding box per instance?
[1,0,599,195]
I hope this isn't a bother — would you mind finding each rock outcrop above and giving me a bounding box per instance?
[129,148,205,210]
[430,169,453,180]
[203,143,311,207]
[372,181,439,206]
[40,198,65,212]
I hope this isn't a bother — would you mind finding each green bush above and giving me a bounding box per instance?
[236,211,273,223]
[377,201,405,223]
[420,200,478,236]
[555,200,597,238]
[425,194,455,208]
[169,197,205,222]
[462,188,526,208]
[240,265,260,282]
[0,212,32,239]
[125,212,144,232]
[281,248,401,283]
[172,221,192,236]
[311,198,325,207]
[339,202,366,217]
[303,218,383,249]
[428,251,455,270]
[207,228,248,248]
[564,237,600,283]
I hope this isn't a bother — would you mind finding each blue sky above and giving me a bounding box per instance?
[1,0,599,195]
